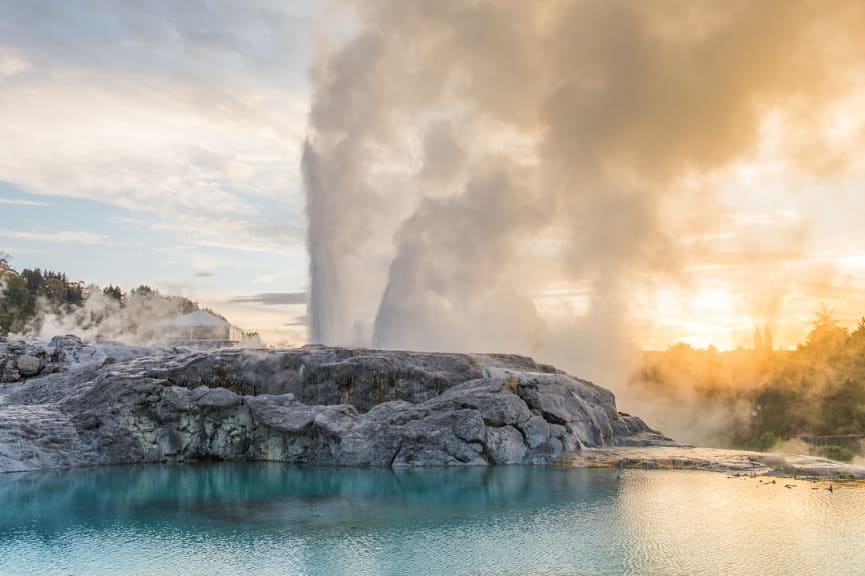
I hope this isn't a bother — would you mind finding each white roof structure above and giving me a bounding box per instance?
[163,310,230,328]
[160,310,243,346]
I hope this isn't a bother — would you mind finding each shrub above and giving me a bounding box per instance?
[752,431,779,452]
[817,444,853,462]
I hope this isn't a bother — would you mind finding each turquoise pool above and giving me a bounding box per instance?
[1,463,862,575]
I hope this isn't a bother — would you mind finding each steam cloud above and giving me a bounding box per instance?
[16,290,194,347]
[303,1,865,389]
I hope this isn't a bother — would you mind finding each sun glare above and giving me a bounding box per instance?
[643,285,755,351]
[692,288,736,316]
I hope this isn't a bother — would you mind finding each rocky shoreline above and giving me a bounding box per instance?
[561,446,865,480]
[0,336,674,473]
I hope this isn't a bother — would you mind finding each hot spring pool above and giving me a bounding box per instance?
[1,463,862,575]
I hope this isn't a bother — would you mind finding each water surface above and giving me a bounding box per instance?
[1,463,862,575]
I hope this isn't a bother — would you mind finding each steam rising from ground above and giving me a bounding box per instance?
[34,291,176,345]
[303,1,865,395]
[9,290,195,346]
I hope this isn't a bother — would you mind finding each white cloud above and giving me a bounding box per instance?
[0,47,30,79]
[0,0,313,257]
[0,69,309,254]
[0,197,51,206]
[0,229,109,245]
[253,272,288,284]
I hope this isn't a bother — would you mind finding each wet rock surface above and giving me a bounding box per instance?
[0,338,674,472]
[561,446,865,479]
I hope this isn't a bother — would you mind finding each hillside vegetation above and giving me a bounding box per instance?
[629,311,865,452]
[0,252,200,341]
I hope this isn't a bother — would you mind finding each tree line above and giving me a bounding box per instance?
[0,252,199,337]
[630,310,865,456]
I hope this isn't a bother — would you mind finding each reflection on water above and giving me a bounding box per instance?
[0,463,863,576]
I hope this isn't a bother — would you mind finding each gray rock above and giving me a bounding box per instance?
[550,424,566,439]
[49,335,83,348]
[0,343,675,472]
[431,379,533,427]
[486,426,528,464]
[1,336,158,384]
[191,386,242,409]
[519,415,551,449]
[1,363,20,382]
[453,410,485,443]
[6,340,25,354]
[16,355,42,377]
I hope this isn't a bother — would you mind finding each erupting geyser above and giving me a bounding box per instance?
[302,0,865,390]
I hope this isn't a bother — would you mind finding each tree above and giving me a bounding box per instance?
[103,285,124,302]
[847,317,865,351]
[43,276,66,305]
[66,281,85,307]
[21,268,45,294]
[1,256,210,339]
[0,273,36,335]
[819,379,865,434]
[131,285,155,296]
[751,384,808,438]
[801,308,848,363]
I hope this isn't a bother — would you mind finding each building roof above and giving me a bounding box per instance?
[163,310,231,328]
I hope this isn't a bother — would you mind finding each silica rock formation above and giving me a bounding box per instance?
[0,336,673,472]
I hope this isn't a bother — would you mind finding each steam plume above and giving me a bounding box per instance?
[303,0,865,386]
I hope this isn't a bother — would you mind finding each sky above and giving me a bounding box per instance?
[2,0,865,353]
[0,0,314,345]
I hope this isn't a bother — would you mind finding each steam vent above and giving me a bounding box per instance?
[0,336,673,472]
